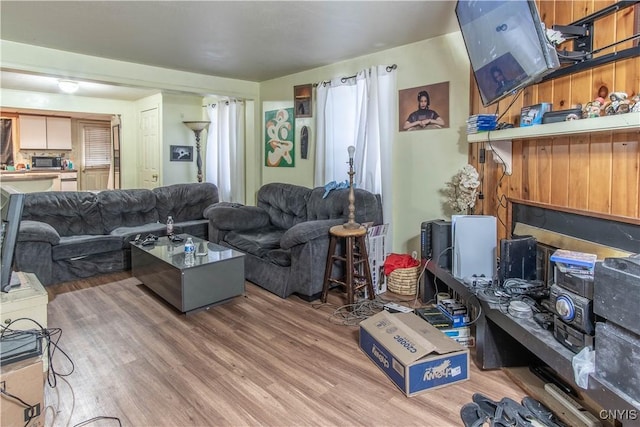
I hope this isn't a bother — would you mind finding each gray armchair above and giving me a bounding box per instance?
[204,182,383,299]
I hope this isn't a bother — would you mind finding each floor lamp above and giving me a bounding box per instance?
[183,121,210,183]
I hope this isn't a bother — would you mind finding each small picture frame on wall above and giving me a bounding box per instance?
[170,145,193,162]
[294,84,313,118]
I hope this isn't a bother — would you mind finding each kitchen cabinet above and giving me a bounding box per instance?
[59,171,78,191]
[19,115,72,150]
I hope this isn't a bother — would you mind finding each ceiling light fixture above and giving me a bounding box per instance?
[58,80,79,94]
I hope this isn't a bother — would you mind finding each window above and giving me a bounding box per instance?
[83,124,111,167]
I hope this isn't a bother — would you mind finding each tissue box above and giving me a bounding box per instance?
[520,103,552,126]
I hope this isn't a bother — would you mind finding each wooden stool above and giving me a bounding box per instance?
[321,224,375,307]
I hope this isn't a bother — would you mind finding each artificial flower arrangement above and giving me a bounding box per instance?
[445,164,480,212]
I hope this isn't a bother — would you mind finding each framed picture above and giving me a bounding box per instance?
[294,84,313,118]
[399,81,450,132]
[170,145,193,162]
[265,108,295,167]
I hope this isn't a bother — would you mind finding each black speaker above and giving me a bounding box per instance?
[432,220,452,268]
[499,236,537,284]
[421,219,442,260]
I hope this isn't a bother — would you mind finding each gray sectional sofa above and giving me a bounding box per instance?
[203,182,383,300]
[15,182,219,286]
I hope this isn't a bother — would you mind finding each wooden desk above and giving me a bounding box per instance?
[422,263,639,418]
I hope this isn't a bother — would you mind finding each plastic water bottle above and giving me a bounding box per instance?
[166,215,174,236]
[184,237,195,266]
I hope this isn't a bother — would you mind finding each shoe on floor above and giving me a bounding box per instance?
[460,402,489,427]
[472,393,539,427]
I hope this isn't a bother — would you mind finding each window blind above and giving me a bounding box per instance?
[83,125,111,167]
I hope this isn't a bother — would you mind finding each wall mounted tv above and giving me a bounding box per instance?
[456,0,561,107]
[1,185,25,292]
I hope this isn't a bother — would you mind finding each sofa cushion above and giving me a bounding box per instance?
[97,189,159,233]
[203,204,270,231]
[18,220,60,245]
[280,218,343,249]
[153,182,219,223]
[307,187,383,225]
[52,235,124,261]
[264,248,291,267]
[110,223,167,247]
[22,191,103,236]
[224,226,286,258]
[257,183,311,229]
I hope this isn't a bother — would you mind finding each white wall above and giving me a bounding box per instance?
[0,40,260,188]
[162,93,207,185]
[0,88,140,188]
[1,34,471,253]
[259,32,471,253]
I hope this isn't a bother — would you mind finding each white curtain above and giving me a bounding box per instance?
[315,65,396,232]
[206,101,245,203]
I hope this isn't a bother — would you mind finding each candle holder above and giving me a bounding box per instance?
[183,121,210,183]
[343,145,360,230]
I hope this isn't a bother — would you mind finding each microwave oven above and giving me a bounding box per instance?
[31,156,63,169]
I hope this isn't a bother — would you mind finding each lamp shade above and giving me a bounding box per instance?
[183,121,210,132]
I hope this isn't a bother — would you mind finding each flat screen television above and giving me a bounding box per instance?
[1,185,25,292]
[455,0,560,107]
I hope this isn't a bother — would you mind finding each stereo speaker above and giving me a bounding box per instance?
[431,220,452,268]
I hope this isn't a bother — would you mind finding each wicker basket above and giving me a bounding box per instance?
[387,264,421,295]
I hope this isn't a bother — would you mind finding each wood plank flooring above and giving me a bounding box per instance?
[43,272,528,427]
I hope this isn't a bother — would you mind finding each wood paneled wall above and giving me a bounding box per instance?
[468,0,640,241]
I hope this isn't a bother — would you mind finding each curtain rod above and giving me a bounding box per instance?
[202,99,245,108]
[315,64,397,87]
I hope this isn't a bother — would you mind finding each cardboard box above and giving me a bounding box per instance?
[0,358,44,427]
[359,311,469,396]
[520,103,552,127]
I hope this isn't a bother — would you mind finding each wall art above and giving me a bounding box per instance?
[265,108,295,167]
[170,145,193,162]
[399,81,450,132]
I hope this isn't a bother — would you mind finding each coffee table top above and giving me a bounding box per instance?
[130,234,244,270]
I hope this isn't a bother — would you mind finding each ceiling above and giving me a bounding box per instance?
[0,1,460,101]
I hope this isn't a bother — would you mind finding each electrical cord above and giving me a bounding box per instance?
[0,317,75,388]
[73,416,122,427]
[0,387,37,427]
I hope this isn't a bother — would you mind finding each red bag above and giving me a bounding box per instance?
[383,253,420,276]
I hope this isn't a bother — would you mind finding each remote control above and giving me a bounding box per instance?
[544,383,602,427]
[383,302,414,313]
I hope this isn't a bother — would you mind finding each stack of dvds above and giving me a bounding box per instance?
[549,249,597,277]
[466,114,498,134]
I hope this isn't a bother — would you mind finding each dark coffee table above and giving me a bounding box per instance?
[131,234,245,313]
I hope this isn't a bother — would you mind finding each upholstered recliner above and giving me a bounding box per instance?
[203,182,383,299]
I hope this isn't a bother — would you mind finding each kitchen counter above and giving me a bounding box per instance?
[1,173,60,181]
[1,169,78,174]
[0,170,74,192]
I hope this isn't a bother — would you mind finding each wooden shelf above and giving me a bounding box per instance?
[467,113,640,175]
[467,113,640,143]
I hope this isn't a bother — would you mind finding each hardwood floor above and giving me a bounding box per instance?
[43,272,527,427]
